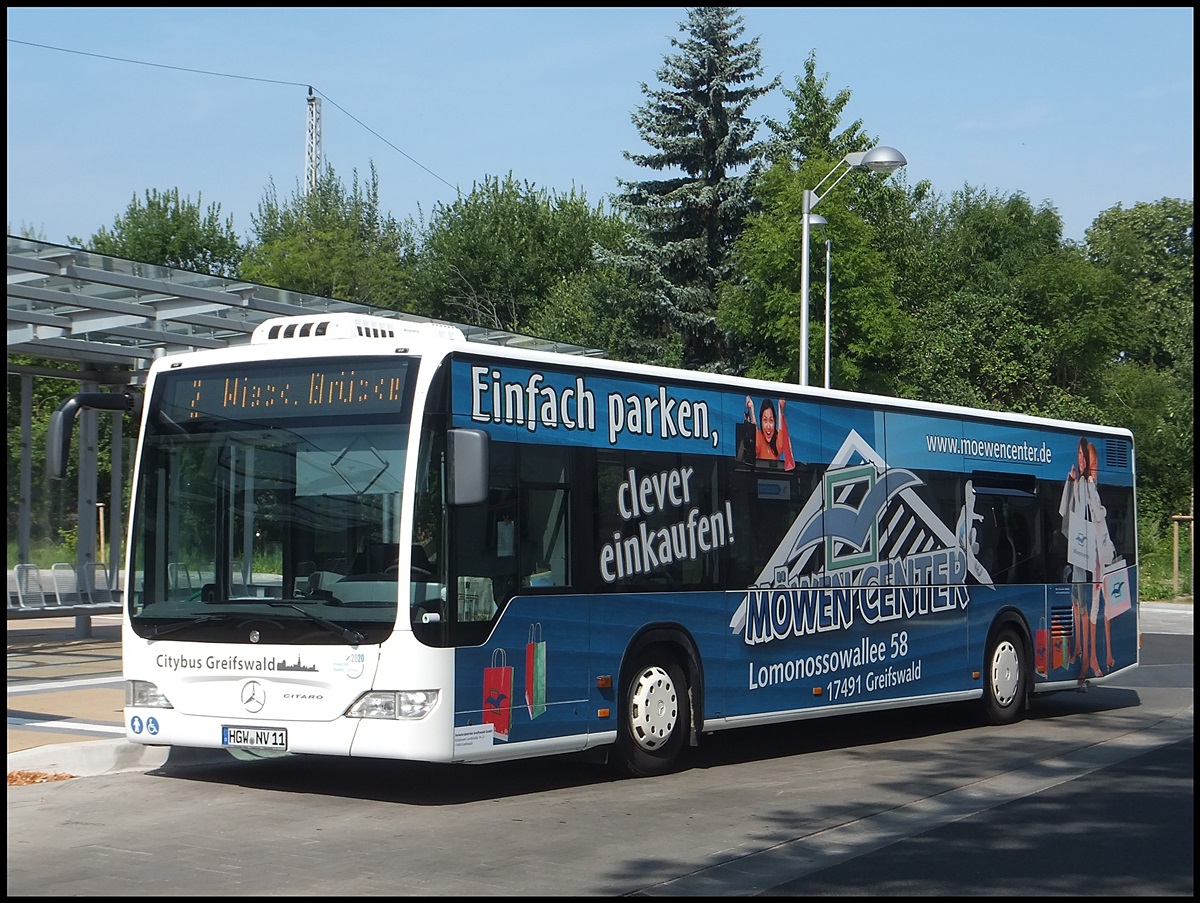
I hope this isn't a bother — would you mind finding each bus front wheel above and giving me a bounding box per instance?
[982,627,1028,725]
[613,649,689,777]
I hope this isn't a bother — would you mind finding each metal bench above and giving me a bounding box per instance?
[8,563,122,623]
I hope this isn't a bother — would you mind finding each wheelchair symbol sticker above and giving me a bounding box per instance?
[146,717,160,736]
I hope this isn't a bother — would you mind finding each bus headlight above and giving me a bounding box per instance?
[126,680,174,708]
[346,690,439,720]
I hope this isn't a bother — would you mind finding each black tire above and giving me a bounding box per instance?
[982,627,1028,725]
[613,647,689,777]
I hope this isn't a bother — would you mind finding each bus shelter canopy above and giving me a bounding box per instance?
[7,235,602,616]
[8,235,602,378]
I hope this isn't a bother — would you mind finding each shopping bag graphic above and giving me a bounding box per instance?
[1064,480,1093,572]
[525,622,547,719]
[482,648,513,741]
[1052,631,1068,671]
[1034,620,1049,677]
[1103,559,1132,618]
[1066,515,1090,571]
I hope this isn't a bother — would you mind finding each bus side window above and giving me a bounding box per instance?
[974,501,1001,580]
[518,444,572,590]
[522,486,569,588]
[974,494,1041,585]
[451,493,519,608]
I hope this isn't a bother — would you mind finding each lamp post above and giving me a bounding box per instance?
[799,145,907,386]
[823,238,832,389]
[806,214,825,389]
[96,502,106,565]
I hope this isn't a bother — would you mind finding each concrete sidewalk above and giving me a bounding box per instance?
[7,601,1194,781]
[7,614,160,778]
[6,614,225,779]
[8,614,124,752]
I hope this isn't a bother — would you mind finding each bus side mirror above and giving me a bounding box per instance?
[446,428,488,506]
[46,390,143,480]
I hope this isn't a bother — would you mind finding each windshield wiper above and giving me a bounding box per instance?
[163,597,364,645]
[147,613,241,640]
[267,602,365,646]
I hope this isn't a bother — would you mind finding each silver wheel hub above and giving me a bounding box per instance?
[991,640,1021,707]
[629,665,679,751]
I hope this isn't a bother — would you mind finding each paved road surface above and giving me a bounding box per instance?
[6,602,1192,896]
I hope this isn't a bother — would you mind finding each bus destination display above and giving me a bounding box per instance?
[161,361,411,421]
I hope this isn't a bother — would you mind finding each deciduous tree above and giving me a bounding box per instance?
[404,173,634,347]
[241,162,412,308]
[1086,198,1194,526]
[74,187,242,276]
[719,49,914,390]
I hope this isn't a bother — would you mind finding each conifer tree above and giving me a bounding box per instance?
[605,6,778,370]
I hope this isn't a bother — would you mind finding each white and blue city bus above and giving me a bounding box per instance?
[49,312,1139,776]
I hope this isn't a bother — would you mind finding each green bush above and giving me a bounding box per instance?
[7,539,77,570]
[1138,524,1194,600]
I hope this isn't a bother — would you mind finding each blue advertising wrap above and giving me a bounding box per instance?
[447,360,1137,747]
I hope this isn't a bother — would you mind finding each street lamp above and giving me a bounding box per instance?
[804,213,829,387]
[799,145,907,385]
[823,238,832,390]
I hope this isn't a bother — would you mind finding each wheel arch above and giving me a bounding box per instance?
[620,623,705,739]
[984,606,1034,672]
[983,606,1034,712]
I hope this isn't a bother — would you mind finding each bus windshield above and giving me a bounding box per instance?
[127,358,417,645]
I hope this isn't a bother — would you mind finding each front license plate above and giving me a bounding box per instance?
[222,725,288,750]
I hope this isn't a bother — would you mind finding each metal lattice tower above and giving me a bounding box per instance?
[305,87,322,193]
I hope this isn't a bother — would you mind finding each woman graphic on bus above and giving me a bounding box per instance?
[1060,437,1117,680]
[745,396,795,471]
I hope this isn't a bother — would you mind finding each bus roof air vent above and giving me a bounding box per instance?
[1103,438,1130,471]
[251,313,467,345]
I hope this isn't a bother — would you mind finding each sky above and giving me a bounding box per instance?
[6,7,1194,249]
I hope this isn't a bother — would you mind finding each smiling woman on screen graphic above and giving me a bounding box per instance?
[745,396,795,471]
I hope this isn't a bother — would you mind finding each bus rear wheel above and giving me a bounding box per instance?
[613,649,689,777]
[982,627,1027,725]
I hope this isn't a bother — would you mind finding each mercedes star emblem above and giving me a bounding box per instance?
[240,680,266,713]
